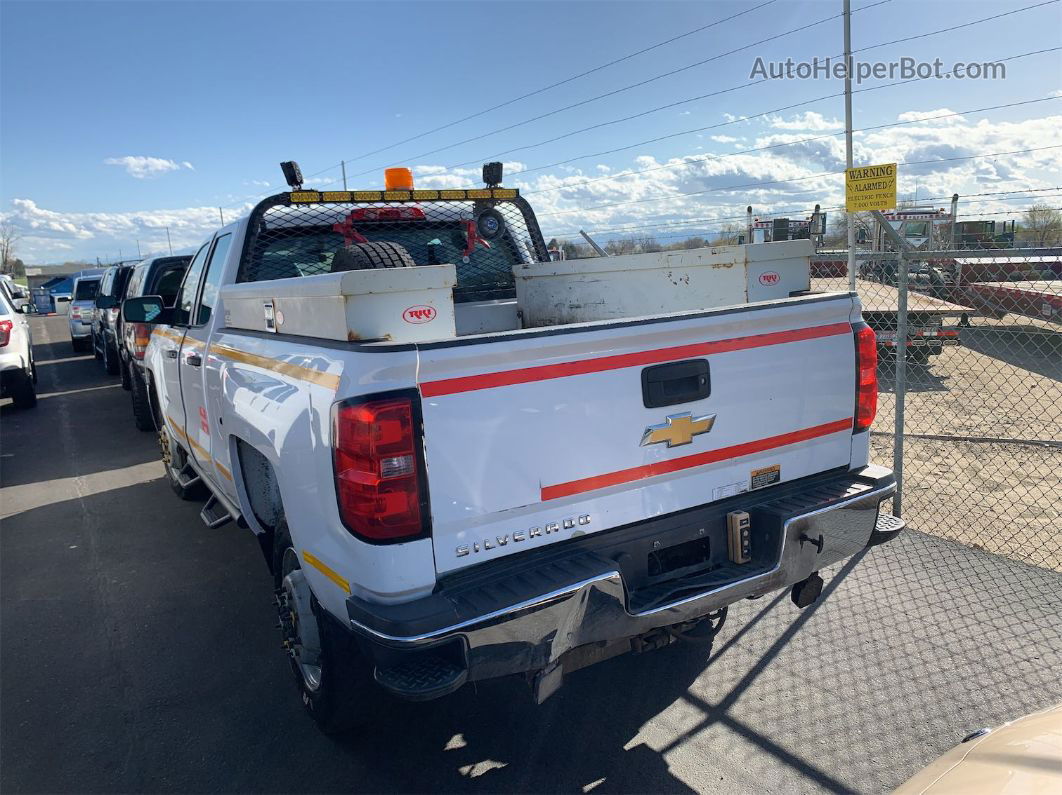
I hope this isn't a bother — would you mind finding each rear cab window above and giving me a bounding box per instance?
[74,280,100,301]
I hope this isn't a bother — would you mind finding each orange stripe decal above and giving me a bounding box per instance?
[420,323,850,398]
[541,418,853,501]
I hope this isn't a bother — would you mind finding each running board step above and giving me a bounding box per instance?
[374,656,468,702]
[200,494,232,529]
[175,469,201,490]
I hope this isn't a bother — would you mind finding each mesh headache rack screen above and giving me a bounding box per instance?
[238,189,550,303]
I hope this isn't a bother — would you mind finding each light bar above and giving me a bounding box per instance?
[288,187,519,204]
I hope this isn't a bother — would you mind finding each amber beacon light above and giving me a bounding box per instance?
[384,167,414,191]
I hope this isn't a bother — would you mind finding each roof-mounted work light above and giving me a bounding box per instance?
[482,161,503,188]
[280,161,304,190]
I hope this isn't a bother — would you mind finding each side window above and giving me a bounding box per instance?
[98,270,113,301]
[195,234,232,326]
[175,243,211,325]
[155,268,185,307]
[126,267,144,298]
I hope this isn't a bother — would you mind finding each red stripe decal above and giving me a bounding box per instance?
[420,322,850,398]
[540,418,853,501]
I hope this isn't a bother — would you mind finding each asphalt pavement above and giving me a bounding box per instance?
[2,314,1061,794]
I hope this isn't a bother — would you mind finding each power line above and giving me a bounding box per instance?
[446,1,1058,174]
[333,0,1053,188]
[515,47,1060,187]
[524,92,1062,197]
[534,144,1062,217]
[314,0,780,175]
[336,0,894,184]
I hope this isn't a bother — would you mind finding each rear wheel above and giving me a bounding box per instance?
[10,370,37,409]
[130,367,154,431]
[274,519,380,734]
[103,339,120,375]
[93,332,103,360]
[119,354,131,390]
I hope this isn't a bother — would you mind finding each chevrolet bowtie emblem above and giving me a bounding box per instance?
[640,412,716,448]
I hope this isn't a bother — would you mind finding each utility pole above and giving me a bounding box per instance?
[166,227,173,255]
[342,160,348,190]
[219,207,225,225]
[843,0,856,291]
[136,239,142,258]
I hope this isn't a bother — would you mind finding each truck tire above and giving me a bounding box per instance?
[93,332,103,360]
[274,519,381,735]
[103,340,120,375]
[11,370,37,409]
[120,356,132,390]
[331,241,416,272]
[130,367,154,431]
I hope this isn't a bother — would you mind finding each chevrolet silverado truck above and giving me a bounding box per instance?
[125,163,904,733]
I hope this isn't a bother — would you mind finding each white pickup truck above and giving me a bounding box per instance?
[126,164,903,733]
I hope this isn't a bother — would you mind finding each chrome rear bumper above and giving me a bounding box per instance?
[346,465,902,690]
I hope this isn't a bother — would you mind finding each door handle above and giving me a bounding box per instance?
[641,359,711,408]
[165,349,178,359]
[186,354,202,367]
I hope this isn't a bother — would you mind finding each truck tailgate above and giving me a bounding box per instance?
[417,294,858,574]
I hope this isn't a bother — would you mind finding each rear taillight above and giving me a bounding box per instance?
[71,307,81,320]
[854,324,878,432]
[0,320,11,348]
[133,323,151,360]
[108,307,120,322]
[332,392,429,542]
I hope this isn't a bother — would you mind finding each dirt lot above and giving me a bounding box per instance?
[871,318,1061,571]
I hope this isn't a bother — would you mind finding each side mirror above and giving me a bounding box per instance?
[123,295,168,324]
[18,304,31,314]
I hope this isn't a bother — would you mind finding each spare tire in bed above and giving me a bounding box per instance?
[331,241,417,271]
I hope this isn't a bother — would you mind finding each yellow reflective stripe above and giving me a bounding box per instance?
[209,343,340,390]
[165,414,188,440]
[214,459,233,481]
[302,550,351,594]
[152,328,183,344]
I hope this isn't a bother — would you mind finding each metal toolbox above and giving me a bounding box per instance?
[220,264,457,343]
[515,240,813,327]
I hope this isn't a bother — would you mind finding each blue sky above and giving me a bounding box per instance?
[2,0,1060,263]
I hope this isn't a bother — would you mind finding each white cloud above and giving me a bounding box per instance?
[896,109,965,124]
[103,156,194,179]
[9,114,1060,261]
[768,112,844,131]
[710,135,740,144]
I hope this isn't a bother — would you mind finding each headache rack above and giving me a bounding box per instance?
[237,188,551,303]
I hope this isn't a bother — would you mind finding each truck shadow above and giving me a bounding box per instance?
[876,360,949,394]
[960,325,1062,381]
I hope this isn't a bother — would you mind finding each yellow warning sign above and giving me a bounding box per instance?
[845,163,897,212]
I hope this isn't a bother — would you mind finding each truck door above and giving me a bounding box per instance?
[158,241,210,440]
[179,232,234,493]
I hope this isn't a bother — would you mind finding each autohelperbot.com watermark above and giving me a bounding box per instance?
[750,56,1006,84]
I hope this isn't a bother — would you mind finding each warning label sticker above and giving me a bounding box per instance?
[750,464,781,491]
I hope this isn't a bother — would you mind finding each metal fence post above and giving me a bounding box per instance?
[893,249,907,518]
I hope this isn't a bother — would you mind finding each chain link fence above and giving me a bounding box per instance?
[812,247,1061,571]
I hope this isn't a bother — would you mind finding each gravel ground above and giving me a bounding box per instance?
[870,320,1061,570]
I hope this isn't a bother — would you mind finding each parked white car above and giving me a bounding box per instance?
[0,287,36,408]
[126,164,903,733]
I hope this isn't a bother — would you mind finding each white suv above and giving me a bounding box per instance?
[0,288,36,408]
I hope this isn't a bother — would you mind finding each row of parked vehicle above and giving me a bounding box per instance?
[67,255,192,428]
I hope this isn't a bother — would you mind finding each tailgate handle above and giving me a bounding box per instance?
[641,359,710,408]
